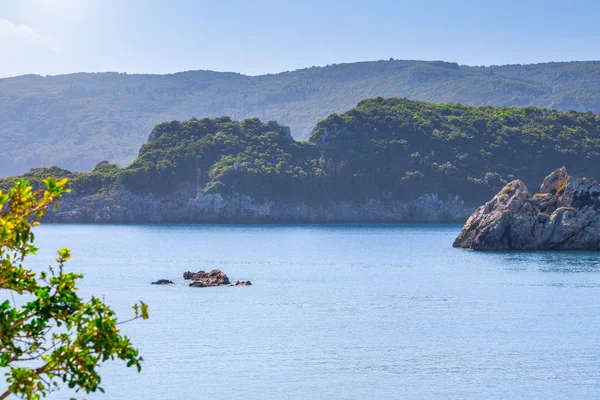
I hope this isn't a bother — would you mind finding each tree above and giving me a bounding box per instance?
[0,177,148,399]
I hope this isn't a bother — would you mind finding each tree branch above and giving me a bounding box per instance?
[0,362,51,400]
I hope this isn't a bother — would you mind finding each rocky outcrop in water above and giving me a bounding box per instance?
[151,270,251,287]
[184,269,231,287]
[183,270,204,280]
[151,279,174,285]
[453,167,600,250]
[232,281,252,286]
[46,185,474,223]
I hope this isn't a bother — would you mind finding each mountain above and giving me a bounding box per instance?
[2,59,600,176]
[4,97,600,223]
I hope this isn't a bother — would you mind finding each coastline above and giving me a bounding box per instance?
[46,186,476,224]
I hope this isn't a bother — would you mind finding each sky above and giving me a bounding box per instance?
[1,0,600,78]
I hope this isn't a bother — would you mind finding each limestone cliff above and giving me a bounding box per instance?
[47,185,473,223]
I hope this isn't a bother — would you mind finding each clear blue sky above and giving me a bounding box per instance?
[1,0,599,78]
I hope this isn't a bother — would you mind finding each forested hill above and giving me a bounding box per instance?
[5,98,600,210]
[2,59,600,176]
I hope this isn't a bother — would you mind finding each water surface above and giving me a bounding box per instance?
[16,225,600,399]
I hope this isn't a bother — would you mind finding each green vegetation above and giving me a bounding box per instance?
[0,178,148,398]
[3,59,600,175]
[3,97,600,205]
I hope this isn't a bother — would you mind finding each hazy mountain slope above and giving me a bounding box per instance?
[4,98,600,223]
[1,59,600,176]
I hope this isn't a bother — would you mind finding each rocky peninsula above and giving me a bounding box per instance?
[6,99,600,224]
[453,167,600,250]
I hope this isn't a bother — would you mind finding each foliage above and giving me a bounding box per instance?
[4,97,600,205]
[0,178,148,399]
[121,117,320,200]
[308,97,600,201]
[3,60,600,175]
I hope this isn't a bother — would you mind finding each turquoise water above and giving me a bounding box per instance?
[16,225,600,399]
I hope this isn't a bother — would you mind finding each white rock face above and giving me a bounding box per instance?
[454,167,600,250]
[49,185,474,224]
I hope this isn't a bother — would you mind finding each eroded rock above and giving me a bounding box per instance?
[46,184,474,224]
[453,167,600,250]
[183,270,208,280]
[151,279,174,285]
[231,281,252,286]
[153,270,252,287]
[186,269,232,287]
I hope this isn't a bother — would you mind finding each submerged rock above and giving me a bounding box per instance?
[231,281,252,286]
[453,167,600,250]
[151,279,174,285]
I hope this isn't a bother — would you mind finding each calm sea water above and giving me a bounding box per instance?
[15,225,600,399]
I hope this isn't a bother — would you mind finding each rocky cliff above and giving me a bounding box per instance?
[47,186,473,224]
[453,167,600,250]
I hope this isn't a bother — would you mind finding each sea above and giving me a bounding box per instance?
[17,224,600,399]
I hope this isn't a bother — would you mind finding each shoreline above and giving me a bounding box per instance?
[38,221,468,226]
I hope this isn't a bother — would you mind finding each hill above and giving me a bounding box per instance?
[4,97,600,223]
[2,59,600,176]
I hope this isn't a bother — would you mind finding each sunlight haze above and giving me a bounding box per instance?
[1,0,599,78]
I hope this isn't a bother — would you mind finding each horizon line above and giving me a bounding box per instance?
[2,57,600,81]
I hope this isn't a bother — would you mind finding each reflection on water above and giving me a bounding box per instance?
[485,251,600,273]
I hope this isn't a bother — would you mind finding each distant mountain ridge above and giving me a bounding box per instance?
[2,59,600,176]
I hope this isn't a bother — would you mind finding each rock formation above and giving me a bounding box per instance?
[151,279,174,285]
[46,185,473,224]
[151,269,252,288]
[453,167,600,250]
[231,281,252,286]
[184,269,231,287]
